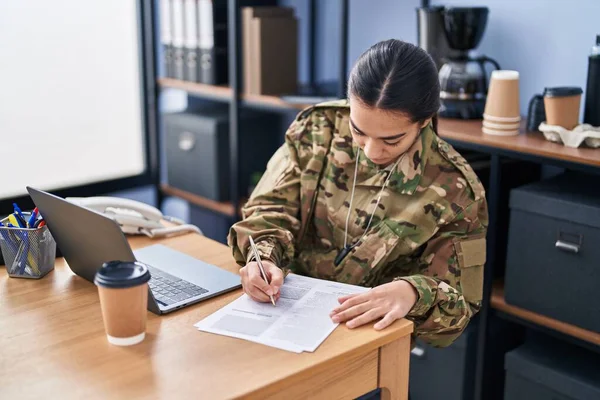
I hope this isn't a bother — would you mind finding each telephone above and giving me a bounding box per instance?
[66,196,202,239]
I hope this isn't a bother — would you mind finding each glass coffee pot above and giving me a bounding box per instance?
[438,7,501,119]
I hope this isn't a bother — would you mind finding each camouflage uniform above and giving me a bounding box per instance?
[228,100,488,347]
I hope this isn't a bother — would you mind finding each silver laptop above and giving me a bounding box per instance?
[27,187,241,315]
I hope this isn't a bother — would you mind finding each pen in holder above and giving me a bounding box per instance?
[0,214,56,279]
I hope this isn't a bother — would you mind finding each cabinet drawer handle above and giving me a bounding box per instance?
[178,131,195,151]
[555,240,580,254]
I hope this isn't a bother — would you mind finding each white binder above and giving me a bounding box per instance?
[160,0,173,78]
[171,0,186,80]
[197,0,215,84]
[183,0,198,82]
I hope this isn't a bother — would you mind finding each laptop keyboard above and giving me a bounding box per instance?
[147,266,209,306]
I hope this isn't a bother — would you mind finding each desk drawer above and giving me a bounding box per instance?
[255,349,379,400]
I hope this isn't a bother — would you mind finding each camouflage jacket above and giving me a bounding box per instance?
[228,100,488,347]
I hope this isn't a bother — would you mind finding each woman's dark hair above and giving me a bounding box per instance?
[348,39,441,132]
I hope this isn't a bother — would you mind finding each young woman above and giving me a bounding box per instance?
[228,39,488,347]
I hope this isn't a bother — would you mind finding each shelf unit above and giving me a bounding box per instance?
[157,0,349,222]
[158,78,314,111]
[161,184,236,217]
[491,281,600,347]
[156,0,349,222]
[438,118,600,169]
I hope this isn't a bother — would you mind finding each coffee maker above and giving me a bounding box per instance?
[419,7,500,119]
[417,6,451,70]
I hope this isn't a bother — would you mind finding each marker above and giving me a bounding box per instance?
[8,215,22,228]
[27,207,39,228]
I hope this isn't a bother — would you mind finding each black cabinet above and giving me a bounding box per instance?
[504,333,600,400]
[505,172,600,333]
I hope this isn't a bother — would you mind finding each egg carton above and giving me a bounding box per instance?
[539,122,600,148]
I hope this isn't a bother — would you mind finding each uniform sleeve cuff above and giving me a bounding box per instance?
[396,275,437,318]
[246,238,283,267]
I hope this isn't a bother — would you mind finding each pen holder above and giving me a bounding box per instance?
[0,217,56,279]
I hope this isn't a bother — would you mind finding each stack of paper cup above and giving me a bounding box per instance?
[483,70,521,136]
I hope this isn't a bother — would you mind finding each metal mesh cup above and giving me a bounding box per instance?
[0,218,56,279]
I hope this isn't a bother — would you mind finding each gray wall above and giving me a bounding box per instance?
[285,0,599,116]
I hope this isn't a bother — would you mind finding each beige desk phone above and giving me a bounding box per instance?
[66,196,202,238]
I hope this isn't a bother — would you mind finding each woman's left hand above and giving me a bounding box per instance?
[330,280,418,330]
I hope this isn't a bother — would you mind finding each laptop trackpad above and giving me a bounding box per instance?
[133,244,240,293]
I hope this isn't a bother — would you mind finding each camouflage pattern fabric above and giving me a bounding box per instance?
[228,100,488,347]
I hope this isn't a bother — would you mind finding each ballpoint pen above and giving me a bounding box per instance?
[0,222,18,254]
[248,236,276,306]
[10,240,27,275]
[13,203,27,228]
[27,208,39,228]
[3,223,25,274]
[5,223,19,252]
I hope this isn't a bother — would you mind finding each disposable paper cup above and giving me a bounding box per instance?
[95,261,151,346]
[483,119,521,130]
[484,70,520,120]
[483,114,521,123]
[482,126,520,136]
[543,87,583,130]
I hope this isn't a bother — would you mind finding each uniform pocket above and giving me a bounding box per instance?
[334,222,402,285]
[454,237,486,303]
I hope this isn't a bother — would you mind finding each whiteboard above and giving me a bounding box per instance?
[0,0,147,200]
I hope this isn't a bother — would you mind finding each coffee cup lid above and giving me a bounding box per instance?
[94,261,151,288]
[543,87,583,97]
[491,70,519,80]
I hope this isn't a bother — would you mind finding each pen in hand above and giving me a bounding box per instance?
[248,236,276,306]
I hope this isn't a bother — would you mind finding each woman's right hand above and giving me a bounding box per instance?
[239,260,284,303]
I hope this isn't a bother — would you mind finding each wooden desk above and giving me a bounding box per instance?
[0,233,413,400]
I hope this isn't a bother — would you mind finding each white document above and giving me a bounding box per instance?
[194,274,369,353]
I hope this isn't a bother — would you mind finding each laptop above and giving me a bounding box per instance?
[27,187,241,315]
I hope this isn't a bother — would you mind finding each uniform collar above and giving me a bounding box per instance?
[353,123,434,195]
